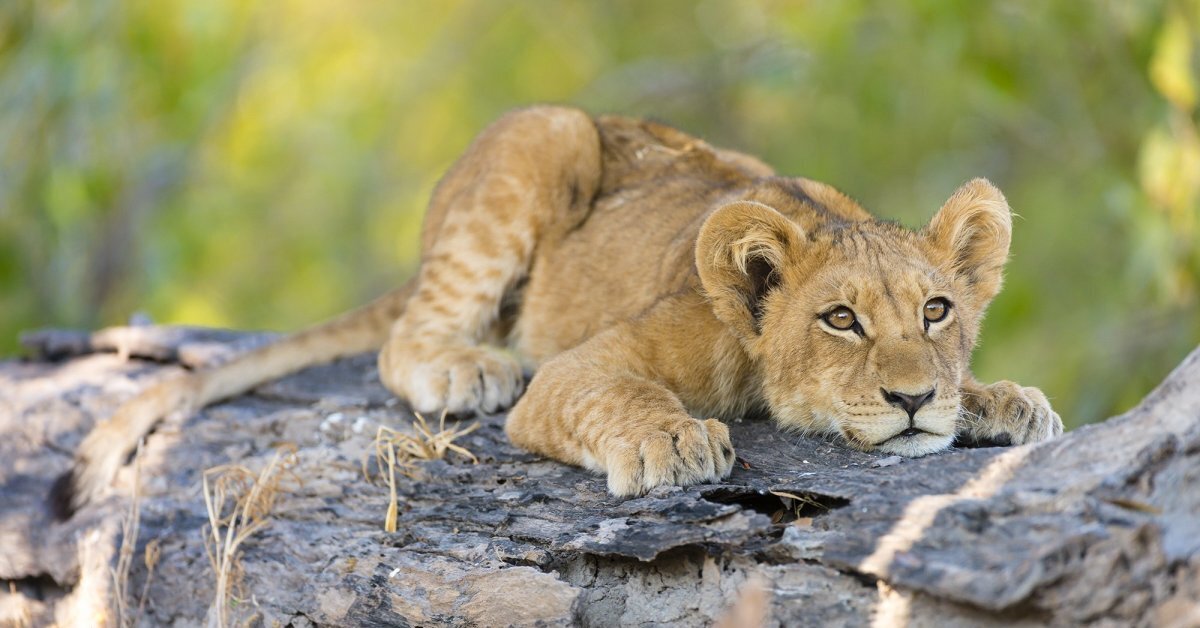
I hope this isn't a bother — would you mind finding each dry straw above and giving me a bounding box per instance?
[101,439,163,628]
[110,441,143,627]
[363,411,479,532]
[201,446,299,628]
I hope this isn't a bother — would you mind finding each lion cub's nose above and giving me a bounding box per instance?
[880,388,936,420]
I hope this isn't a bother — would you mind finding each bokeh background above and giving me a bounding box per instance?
[2,1,1198,429]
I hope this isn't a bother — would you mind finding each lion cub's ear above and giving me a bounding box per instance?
[696,201,805,340]
[926,178,1013,306]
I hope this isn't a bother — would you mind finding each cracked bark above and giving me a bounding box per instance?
[1,327,1198,626]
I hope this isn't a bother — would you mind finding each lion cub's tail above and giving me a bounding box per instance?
[49,282,413,519]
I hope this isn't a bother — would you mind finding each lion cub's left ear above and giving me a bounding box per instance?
[696,201,805,340]
[926,178,1013,305]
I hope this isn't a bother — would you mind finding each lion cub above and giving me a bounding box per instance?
[55,106,1062,515]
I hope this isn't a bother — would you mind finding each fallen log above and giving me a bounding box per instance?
[1,327,1197,626]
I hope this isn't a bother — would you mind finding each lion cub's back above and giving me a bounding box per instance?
[511,116,769,364]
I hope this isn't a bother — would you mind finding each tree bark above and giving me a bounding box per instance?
[1,327,1198,626]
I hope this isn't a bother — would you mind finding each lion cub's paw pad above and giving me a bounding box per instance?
[606,418,735,496]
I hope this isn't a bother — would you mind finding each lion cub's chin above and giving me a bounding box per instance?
[775,409,957,458]
[868,431,955,457]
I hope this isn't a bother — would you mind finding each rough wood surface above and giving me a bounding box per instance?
[1,327,1198,626]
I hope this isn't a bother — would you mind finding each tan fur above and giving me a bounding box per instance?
[56,106,1062,514]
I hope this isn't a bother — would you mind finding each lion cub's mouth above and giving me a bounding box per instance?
[877,427,929,445]
[869,425,955,457]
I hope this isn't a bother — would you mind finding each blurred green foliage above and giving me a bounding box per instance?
[2,0,1198,428]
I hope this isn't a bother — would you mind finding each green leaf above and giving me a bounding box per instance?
[1149,8,1197,111]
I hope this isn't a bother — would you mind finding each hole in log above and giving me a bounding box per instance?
[3,574,68,603]
[700,486,849,524]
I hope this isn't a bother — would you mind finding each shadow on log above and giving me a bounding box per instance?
[1,327,1198,626]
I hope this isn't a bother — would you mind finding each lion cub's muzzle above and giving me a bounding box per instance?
[833,385,958,457]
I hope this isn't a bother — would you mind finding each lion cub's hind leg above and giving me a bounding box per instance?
[379,106,602,415]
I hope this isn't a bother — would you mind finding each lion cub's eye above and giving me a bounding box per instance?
[923,298,951,326]
[823,306,858,331]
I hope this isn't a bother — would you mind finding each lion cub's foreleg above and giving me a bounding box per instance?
[378,106,601,415]
[956,376,1064,447]
[506,328,736,496]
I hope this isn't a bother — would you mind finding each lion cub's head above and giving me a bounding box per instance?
[697,178,1011,457]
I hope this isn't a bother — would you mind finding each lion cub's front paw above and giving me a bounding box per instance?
[605,417,736,497]
[379,340,524,415]
[961,381,1063,446]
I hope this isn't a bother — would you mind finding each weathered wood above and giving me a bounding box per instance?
[1,328,1197,626]
[20,325,280,368]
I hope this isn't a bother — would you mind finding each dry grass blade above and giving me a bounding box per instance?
[110,440,143,628]
[4,580,33,628]
[372,426,413,533]
[137,539,161,618]
[769,489,832,516]
[405,410,481,463]
[201,446,298,628]
[362,410,479,532]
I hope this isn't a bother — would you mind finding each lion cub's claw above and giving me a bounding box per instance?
[606,417,735,496]
[964,381,1063,446]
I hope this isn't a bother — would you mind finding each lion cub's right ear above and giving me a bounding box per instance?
[696,201,805,340]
